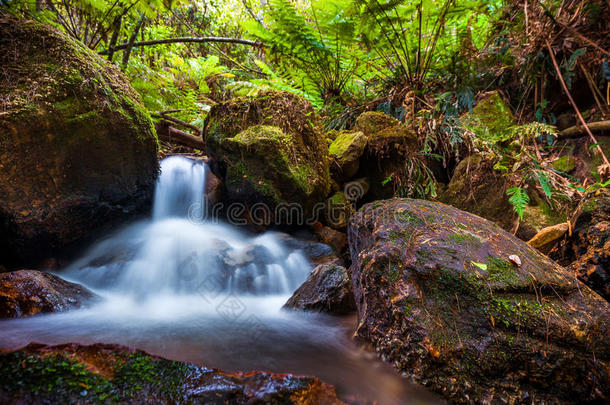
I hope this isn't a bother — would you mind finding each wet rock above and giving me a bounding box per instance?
[558,188,610,300]
[325,192,354,229]
[205,169,223,207]
[313,225,348,255]
[0,343,345,404]
[284,264,356,314]
[0,270,98,318]
[205,91,330,222]
[348,198,609,404]
[0,17,158,267]
[277,233,338,265]
[328,131,367,181]
[354,112,420,200]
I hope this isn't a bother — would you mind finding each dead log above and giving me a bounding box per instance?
[558,120,610,139]
[155,121,204,150]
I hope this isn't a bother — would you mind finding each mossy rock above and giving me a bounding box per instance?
[0,17,158,266]
[324,191,354,229]
[348,198,610,404]
[440,153,515,229]
[0,343,344,404]
[353,111,400,136]
[205,91,330,222]
[353,111,421,200]
[221,125,327,220]
[328,131,367,181]
[552,155,576,173]
[462,91,515,143]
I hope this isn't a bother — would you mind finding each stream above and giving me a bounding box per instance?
[0,156,443,405]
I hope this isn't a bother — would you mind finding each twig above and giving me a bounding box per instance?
[546,41,610,174]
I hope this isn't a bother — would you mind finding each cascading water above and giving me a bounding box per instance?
[0,156,443,405]
[62,156,310,302]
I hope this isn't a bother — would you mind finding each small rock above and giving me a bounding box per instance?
[527,222,569,254]
[284,264,356,314]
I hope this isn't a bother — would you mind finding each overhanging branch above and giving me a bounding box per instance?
[98,36,262,55]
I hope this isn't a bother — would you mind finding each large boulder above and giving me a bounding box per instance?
[353,112,420,200]
[0,17,158,266]
[0,270,97,318]
[0,343,345,404]
[558,188,610,300]
[348,198,609,403]
[205,91,330,222]
[284,264,356,314]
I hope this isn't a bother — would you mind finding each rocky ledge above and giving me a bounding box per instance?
[0,343,345,404]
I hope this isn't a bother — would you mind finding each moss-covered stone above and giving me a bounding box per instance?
[0,343,344,404]
[353,111,421,200]
[324,191,354,229]
[328,131,367,181]
[0,17,158,266]
[462,91,515,143]
[552,155,577,173]
[353,111,400,136]
[348,198,610,404]
[221,125,324,217]
[205,91,330,222]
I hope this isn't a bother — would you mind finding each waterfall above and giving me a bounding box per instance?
[62,156,311,301]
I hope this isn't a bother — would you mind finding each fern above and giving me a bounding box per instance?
[506,187,529,219]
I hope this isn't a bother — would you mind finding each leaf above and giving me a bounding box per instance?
[471,261,488,271]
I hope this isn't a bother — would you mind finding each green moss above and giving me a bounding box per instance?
[552,156,576,173]
[0,352,116,402]
[448,231,482,246]
[486,256,519,284]
[354,111,399,136]
[329,131,359,156]
[490,297,545,327]
[463,92,515,143]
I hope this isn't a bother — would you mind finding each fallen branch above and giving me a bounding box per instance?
[152,113,201,134]
[559,120,610,139]
[546,41,610,176]
[99,36,262,55]
[155,122,204,150]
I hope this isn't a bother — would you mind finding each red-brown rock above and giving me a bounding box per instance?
[0,343,345,404]
[0,270,97,318]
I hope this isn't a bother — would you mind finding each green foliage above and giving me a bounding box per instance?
[245,0,360,103]
[506,187,529,219]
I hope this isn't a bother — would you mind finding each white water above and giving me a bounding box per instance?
[0,156,443,404]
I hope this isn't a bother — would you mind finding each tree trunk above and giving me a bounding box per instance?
[122,14,145,67]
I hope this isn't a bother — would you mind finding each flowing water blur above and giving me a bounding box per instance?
[0,156,443,404]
